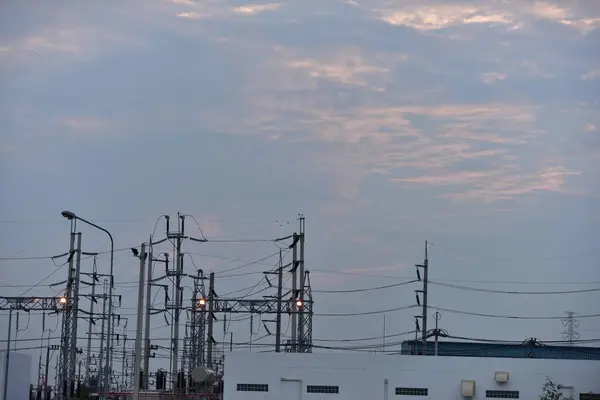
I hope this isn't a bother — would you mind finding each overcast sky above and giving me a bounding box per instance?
[1,0,599,386]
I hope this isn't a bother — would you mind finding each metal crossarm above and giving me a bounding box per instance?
[0,296,66,311]
[206,298,294,314]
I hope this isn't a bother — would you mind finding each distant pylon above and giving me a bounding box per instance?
[561,311,580,345]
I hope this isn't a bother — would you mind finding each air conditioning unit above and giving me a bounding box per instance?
[461,380,476,397]
[495,372,509,383]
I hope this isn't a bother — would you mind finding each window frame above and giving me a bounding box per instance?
[485,390,520,399]
[395,387,428,396]
[306,385,340,394]
[236,383,269,392]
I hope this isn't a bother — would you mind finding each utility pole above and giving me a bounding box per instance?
[415,241,428,355]
[412,317,420,354]
[290,232,298,352]
[133,242,147,400]
[143,236,153,389]
[296,215,312,353]
[382,314,386,354]
[190,269,207,372]
[44,345,59,400]
[143,249,169,390]
[58,231,76,400]
[84,259,97,385]
[121,335,127,390]
[275,251,283,352]
[2,306,13,400]
[297,215,305,352]
[562,311,580,345]
[206,272,215,368]
[37,312,46,390]
[97,280,108,393]
[433,311,441,356]
[166,214,185,392]
[69,232,82,398]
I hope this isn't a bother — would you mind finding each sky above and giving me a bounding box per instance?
[1,0,599,389]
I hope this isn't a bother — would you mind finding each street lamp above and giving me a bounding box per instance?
[61,210,114,399]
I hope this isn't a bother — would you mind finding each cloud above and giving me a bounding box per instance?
[481,72,507,84]
[6,30,84,55]
[380,5,516,31]
[582,69,600,80]
[372,0,599,35]
[559,17,600,33]
[441,166,582,201]
[527,2,570,20]
[168,0,198,5]
[271,46,398,89]
[176,11,208,19]
[232,3,282,15]
[1,0,594,208]
[390,165,582,202]
[58,117,112,134]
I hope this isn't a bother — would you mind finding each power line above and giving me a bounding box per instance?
[429,281,600,294]
[204,238,279,243]
[442,334,600,345]
[315,304,417,317]
[18,260,71,297]
[309,268,600,284]
[215,251,282,275]
[429,306,600,320]
[0,246,135,261]
[312,330,416,343]
[313,280,418,293]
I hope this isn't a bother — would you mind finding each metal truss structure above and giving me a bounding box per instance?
[0,297,67,311]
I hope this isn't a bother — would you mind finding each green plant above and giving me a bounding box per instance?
[539,377,572,400]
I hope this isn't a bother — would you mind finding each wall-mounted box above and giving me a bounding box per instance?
[461,380,476,397]
[495,371,509,383]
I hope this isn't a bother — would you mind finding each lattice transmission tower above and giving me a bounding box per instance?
[561,311,580,345]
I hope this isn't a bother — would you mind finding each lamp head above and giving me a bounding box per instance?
[61,210,76,220]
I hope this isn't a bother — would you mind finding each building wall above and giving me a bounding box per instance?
[400,340,600,360]
[0,352,33,400]
[224,352,600,400]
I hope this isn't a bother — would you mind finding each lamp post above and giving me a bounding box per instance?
[61,210,114,399]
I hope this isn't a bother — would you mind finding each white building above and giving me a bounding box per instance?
[224,352,600,400]
[0,352,32,400]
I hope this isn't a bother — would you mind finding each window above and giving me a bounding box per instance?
[486,390,519,399]
[395,387,428,396]
[236,383,268,392]
[580,394,600,400]
[307,385,339,394]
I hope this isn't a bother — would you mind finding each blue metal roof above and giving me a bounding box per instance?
[401,340,600,360]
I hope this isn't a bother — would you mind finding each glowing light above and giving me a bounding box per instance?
[59,297,67,304]
[198,298,206,307]
[296,300,303,307]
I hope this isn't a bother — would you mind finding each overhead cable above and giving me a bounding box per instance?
[430,281,600,294]
[315,304,417,317]
[314,280,418,293]
[430,306,600,320]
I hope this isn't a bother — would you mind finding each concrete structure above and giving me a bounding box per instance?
[0,352,32,400]
[224,352,600,400]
